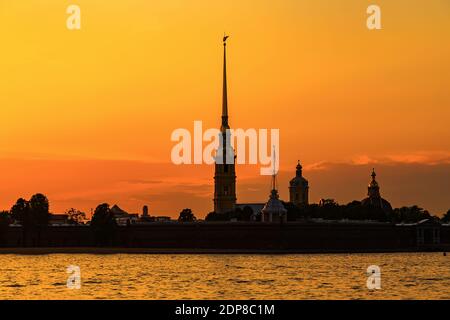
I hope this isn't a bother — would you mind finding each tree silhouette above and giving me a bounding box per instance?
[11,198,30,225]
[0,211,11,245]
[29,193,50,226]
[91,203,117,246]
[442,209,450,223]
[282,201,302,221]
[232,207,243,220]
[0,211,10,226]
[178,208,196,222]
[242,206,254,221]
[10,194,50,246]
[393,206,431,223]
[342,201,364,220]
[205,211,221,221]
[283,200,403,222]
[205,207,255,221]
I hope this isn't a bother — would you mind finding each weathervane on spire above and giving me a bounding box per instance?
[223,34,229,45]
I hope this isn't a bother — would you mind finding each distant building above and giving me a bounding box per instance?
[110,205,128,217]
[319,198,338,206]
[49,214,70,226]
[289,160,309,206]
[110,205,139,226]
[136,215,172,223]
[361,169,392,212]
[154,216,172,222]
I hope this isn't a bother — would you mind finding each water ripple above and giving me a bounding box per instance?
[0,252,448,299]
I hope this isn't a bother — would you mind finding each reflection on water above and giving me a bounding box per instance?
[0,253,449,299]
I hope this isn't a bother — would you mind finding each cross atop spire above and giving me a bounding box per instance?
[221,35,229,132]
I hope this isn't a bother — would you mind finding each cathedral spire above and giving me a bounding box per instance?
[221,35,229,131]
[213,35,236,214]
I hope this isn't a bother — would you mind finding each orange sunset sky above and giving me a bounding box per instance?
[1,0,449,218]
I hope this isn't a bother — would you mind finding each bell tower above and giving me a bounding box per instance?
[289,160,309,206]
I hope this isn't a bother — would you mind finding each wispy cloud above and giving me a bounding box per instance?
[302,151,450,172]
[351,151,450,166]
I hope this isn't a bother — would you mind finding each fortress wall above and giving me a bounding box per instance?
[116,223,418,250]
[441,225,450,244]
[0,223,446,251]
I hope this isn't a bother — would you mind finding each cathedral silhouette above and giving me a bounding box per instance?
[211,37,393,222]
[212,37,309,218]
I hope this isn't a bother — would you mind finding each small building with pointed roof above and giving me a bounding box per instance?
[261,164,287,223]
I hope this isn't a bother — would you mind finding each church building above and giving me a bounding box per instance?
[261,163,287,223]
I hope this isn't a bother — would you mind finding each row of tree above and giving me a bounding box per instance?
[0,195,197,227]
[283,201,448,223]
[1,194,449,226]
[3,194,51,227]
[205,206,254,221]
[0,194,88,227]
[205,201,450,223]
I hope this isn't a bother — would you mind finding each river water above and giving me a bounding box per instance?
[0,252,448,299]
